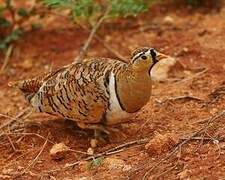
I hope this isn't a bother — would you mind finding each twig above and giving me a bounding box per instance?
[209,86,225,98]
[3,148,37,169]
[39,6,126,62]
[43,138,149,174]
[94,35,127,62]
[1,132,55,144]
[20,134,49,175]
[5,133,17,152]
[204,85,225,107]
[180,136,225,142]
[7,0,16,27]
[154,161,179,179]
[156,95,204,104]
[68,148,89,155]
[175,68,208,84]
[105,138,148,154]
[205,132,221,159]
[0,107,33,131]
[142,110,225,180]
[74,6,111,63]
[0,44,14,74]
[77,23,127,62]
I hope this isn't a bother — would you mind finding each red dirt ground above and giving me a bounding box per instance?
[0,1,225,179]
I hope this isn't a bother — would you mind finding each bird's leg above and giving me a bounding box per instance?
[77,122,111,148]
[77,122,110,134]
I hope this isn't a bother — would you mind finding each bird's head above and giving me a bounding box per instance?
[130,47,169,73]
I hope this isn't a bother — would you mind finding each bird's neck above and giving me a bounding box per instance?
[115,65,152,113]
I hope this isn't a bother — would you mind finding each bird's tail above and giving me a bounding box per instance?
[8,78,43,102]
[8,80,23,88]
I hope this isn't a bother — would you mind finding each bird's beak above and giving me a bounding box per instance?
[156,52,170,61]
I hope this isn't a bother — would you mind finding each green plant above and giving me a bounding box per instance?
[43,0,155,25]
[87,156,105,170]
[0,0,39,52]
[0,29,22,50]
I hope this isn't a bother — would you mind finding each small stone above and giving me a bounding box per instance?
[163,16,174,25]
[87,147,94,155]
[76,177,90,180]
[210,108,218,114]
[105,35,112,42]
[20,59,33,70]
[90,139,98,148]
[50,142,69,160]
[213,140,219,144]
[145,132,179,155]
[182,47,189,52]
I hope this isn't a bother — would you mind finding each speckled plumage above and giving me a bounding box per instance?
[10,47,169,131]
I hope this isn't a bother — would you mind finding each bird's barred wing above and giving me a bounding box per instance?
[8,67,67,102]
[30,64,109,123]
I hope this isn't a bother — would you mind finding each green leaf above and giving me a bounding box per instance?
[0,6,5,16]
[43,0,152,21]
[3,29,22,44]
[18,8,29,17]
[0,43,6,50]
[0,29,22,51]
[87,157,105,170]
[0,17,11,27]
[110,0,148,17]
[43,0,71,7]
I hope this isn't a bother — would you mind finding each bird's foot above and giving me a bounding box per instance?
[77,122,111,147]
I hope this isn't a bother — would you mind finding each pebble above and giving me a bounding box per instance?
[163,16,174,25]
[87,147,94,155]
[145,132,179,155]
[50,142,69,160]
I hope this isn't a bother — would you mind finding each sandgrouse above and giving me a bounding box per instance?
[9,47,168,136]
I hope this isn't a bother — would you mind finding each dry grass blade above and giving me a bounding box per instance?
[74,6,111,63]
[104,138,149,154]
[159,95,204,104]
[94,35,127,62]
[180,136,225,141]
[0,107,33,132]
[142,110,225,180]
[5,133,17,152]
[175,68,208,84]
[78,24,126,62]
[43,138,149,174]
[2,132,55,144]
[0,44,14,74]
[19,134,49,176]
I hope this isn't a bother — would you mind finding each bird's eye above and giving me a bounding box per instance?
[141,56,147,60]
